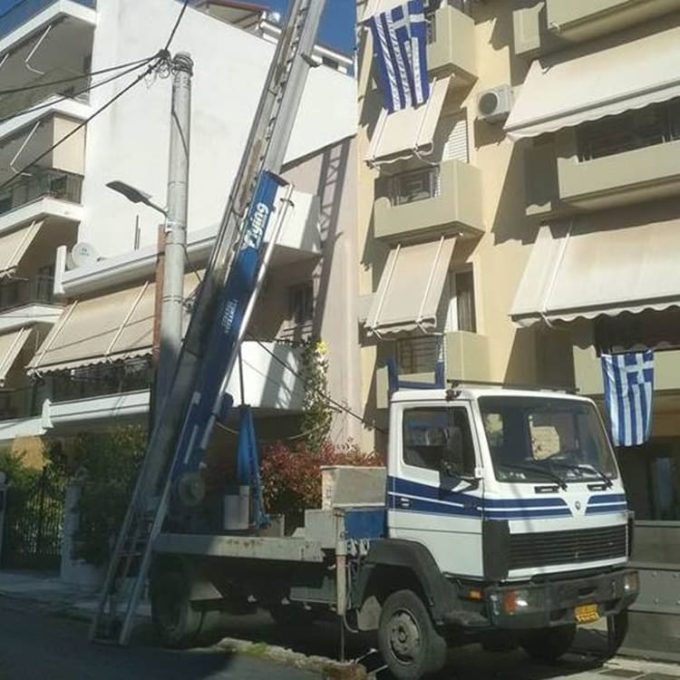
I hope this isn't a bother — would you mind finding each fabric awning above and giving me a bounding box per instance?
[28,274,200,374]
[365,77,450,166]
[510,202,680,327]
[366,236,455,337]
[0,221,42,279]
[505,24,680,139]
[0,327,32,386]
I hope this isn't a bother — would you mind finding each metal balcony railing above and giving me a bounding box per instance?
[0,169,83,217]
[49,358,154,403]
[0,0,96,40]
[0,275,54,312]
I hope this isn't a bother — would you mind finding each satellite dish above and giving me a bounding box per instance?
[67,242,99,270]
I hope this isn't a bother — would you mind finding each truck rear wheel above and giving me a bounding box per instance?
[378,589,447,680]
[150,568,204,648]
[520,624,576,664]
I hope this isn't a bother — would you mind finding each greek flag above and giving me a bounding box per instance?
[601,350,654,447]
[365,0,430,113]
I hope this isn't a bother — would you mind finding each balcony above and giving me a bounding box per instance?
[0,274,54,313]
[574,345,680,396]
[526,121,680,217]
[426,2,477,86]
[374,160,483,241]
[0,169,83,232]
[0,0,95,40]
[376,332,491,408]
[513,0,679,57]
[41,341,305,430]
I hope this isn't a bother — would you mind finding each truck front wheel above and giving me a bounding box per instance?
[520,624,576,664]
[378,589,447,680]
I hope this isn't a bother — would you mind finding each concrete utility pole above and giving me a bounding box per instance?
[156,52,194,421]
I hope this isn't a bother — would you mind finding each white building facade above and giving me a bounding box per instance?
[0,0,361,455]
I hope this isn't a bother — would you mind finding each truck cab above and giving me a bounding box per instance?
[360,385,638,678]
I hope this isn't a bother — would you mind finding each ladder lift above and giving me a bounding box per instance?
[90,0,327,644]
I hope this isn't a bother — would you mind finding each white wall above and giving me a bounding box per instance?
[80,0,357,256]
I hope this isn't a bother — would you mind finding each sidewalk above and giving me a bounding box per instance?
[0,570,150,620]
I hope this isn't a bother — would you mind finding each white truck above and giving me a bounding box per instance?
[149,384,639,680]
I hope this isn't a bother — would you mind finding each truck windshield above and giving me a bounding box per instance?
[478,396,618,484]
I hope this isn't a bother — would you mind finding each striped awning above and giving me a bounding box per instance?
[0,327,32,386]
[365,77,450,166]
[510,201,680,327]
[366,236,455,337]
[0,221,42,279]
[506,23,680,139]
[28,274,200,375]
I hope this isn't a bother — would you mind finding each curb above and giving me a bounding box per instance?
[216,637,368,680]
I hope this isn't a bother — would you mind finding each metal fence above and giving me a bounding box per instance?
[0,169,83,217]
[1,466,65,570]
[0,275,54,312]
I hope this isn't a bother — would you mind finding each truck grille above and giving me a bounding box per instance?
[509,525,627,570]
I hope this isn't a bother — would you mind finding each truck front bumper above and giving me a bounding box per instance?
[485,568,639,630]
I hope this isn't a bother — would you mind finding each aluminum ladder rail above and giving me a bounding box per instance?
[89,0,326,644]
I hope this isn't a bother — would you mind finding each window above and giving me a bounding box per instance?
[618,439,680,521]
[288,282,314,325]
[439,269,476,333]
[397,335,442,375]
[403,407,476,475]
[479,396,618,484]
[577,99,680,162]
[390,167,440,206]
[595,309,680,353]
[435,112,469,164]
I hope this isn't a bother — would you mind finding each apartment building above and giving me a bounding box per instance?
[0,0,361,461]
[357,0,680,656]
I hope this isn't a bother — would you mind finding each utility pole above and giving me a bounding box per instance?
[156,52,193,421]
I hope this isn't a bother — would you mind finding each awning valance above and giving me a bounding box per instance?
[505,24,680,139]
[28,274,200,375]
[0,221,42,279]
[0,327,32,386]
[365,77,450,166]
[366,236,455,337]
[510,202,680,327]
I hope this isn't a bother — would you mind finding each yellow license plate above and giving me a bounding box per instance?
[575,603,600,624]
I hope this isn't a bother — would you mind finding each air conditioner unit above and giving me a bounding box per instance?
[476,84,513,123]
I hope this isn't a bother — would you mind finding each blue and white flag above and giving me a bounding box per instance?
[601,350,654,447]
[365,0,430,113]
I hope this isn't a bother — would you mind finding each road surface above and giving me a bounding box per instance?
[1,596,680,680]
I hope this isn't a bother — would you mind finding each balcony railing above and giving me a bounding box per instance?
[0,0,96,40]
[0,169,83,217]
[0,275,54,312]
[49,358,154,403]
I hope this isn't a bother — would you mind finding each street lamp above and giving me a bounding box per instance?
[106,180,167,217]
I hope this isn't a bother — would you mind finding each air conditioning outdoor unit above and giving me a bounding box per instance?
[476,84,513,123]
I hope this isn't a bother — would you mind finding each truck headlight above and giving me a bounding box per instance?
[623,571,639,594]
[490,588,544,616]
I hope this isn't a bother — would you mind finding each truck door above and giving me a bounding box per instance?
[388,402,484,578]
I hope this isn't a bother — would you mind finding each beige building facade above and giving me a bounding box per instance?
[356,0,680,656]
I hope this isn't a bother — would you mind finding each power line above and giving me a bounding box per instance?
[249,335,387,434]
[0,56,154,97]
[0,56,156,126]
[165,0,191,51]
[0,52,168,195]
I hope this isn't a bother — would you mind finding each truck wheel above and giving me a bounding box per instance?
[520,624,576,664]
[150,568,204,648]
[378,589,447,680]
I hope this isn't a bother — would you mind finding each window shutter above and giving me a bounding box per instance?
[443,114,469,163]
